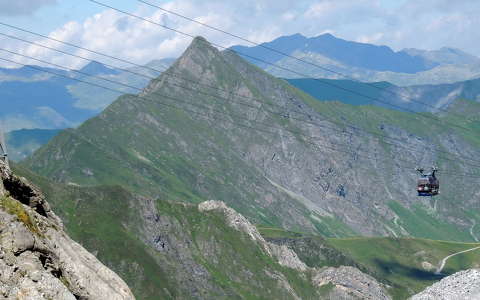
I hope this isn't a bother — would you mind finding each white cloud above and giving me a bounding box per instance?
[0,0,479,71]
[356,33,384,44]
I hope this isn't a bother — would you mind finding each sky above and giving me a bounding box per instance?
[0,0,478,69]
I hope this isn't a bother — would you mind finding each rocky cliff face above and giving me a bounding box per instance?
[411,269,480,300]
[198,200,391,300]
[0,159,134,299]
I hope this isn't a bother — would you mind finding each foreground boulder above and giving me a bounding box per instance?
[411,269,480,300]
[0,160,134,300]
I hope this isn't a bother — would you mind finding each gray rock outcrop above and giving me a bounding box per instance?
[313,266,391,300]
[411,269,480,300]
[199,200,391,299]
[0,160,135,300]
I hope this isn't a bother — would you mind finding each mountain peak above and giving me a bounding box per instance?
[319,32,335,38]
[191,35,209,44]
[142,36,224,95]
[184,36,216,54]
[79,60,120,75]
[171,36,222,73]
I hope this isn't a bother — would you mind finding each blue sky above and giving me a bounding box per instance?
[1,1,140,33]
[3,0,407,33]
[0,0,478,68]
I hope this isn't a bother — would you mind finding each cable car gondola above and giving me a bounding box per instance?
[416,167,439,196]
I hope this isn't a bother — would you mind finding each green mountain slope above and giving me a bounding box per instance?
[22,36,480,242]
[260,227,480,299]
[18,162,480,299]
[13,163,370,300]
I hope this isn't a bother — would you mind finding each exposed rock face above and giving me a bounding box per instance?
[199,200,267,246]
[0,160,134,299]
[200,200,391,299]
[199,200,307,271]
[411,269,480,300]
[313,266,391,300]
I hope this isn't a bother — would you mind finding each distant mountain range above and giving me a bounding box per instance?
[233,33,436,74]
[287,76,480,113]
[231,33,480,86]
[0,58,174,131]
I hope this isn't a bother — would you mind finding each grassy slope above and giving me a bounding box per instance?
[259,226,480,299]
[27,154,479,300]
[328,237,480,299]
[12,164,322,300]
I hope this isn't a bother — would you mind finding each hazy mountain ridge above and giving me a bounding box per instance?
[403,47,480,65]
[231,33,480,86]
[287,77,480,113]
[0,58,174,131]
[232,33,436,73]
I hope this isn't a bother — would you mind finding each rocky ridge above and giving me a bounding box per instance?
[200,200,391,300]
[0,159,134,299]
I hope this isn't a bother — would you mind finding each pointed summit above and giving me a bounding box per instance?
[143,36,229,95]
[174,36,223,72]
[79,60,120,76]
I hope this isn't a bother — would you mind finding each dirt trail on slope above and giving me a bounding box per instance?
[435,246,480,274]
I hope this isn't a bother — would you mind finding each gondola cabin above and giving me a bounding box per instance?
[416,167,439,197]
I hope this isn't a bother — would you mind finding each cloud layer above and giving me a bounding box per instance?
[1,0,479,71]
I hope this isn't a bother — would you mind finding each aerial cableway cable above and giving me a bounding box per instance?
[3,46,480,171]
[0,54,472,179]
[0,51,424,173]
[86,0,478,136]
[0,54,479,180]
[0,55,416,177]
[0,22,477,166]
[136,0,464,118]
[1,30,479,169]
